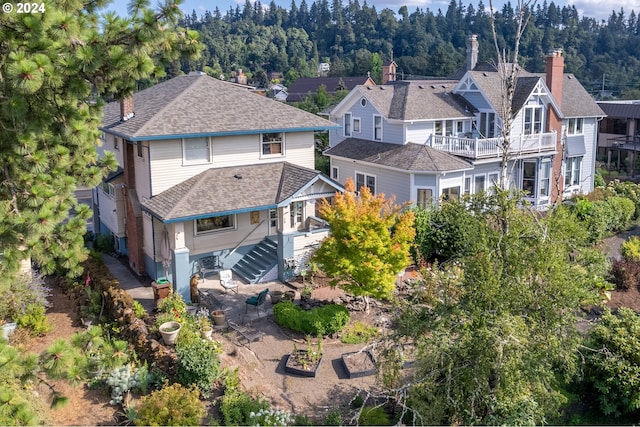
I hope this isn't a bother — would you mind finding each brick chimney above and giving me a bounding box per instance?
[120,96,135,121]
[546,48,564,202]
[545,49,564,107]
[466,35,479,71]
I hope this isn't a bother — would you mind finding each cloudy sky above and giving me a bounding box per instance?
[109,0,639,23]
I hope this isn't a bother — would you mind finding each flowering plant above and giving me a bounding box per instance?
[249,407,293,426]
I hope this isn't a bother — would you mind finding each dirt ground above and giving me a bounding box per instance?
[18,229,640,426]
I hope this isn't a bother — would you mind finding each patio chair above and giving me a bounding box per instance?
[219,269,239,294]
[198,254,222,282]
[245,288,269,313]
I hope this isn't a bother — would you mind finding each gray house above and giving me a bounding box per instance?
[326,37,605,208]
[97,72,343,302]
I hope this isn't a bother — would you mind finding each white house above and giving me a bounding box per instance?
[96,72,343,302]
[325,36,605,209]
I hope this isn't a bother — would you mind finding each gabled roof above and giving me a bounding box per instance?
[287,76,375,102]
[142,162,342,222]
[324,138,473,173]
[101,74,337,140]
[343,81,475,122]
[558,75,606,118]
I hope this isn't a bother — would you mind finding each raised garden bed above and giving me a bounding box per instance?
[341,350,377,378]
[284,349,323,377]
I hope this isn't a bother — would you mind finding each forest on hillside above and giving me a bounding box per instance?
[177,0,640,99]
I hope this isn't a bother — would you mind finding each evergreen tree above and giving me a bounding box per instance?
[0,0,201,279]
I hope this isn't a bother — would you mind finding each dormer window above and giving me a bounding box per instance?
[524,106,543,135]
[261,132,284,156]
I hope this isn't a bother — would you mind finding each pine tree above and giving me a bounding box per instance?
[0,0,201,280]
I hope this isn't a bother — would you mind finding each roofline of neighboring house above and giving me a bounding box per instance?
[325,152,474,174]
[100,125,340,142]
[144,203,279,224]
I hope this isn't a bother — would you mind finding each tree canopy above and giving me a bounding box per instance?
[0,0,201,279]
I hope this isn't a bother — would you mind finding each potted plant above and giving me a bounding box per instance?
[284,337,323,377]
[211,309,226,326]
[271,290,284,304]
[200,317,212,340]
[159,321,181,346]
[283,290,296,301]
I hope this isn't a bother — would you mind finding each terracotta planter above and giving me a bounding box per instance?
[159,321,181,346]
[211,310,226,326]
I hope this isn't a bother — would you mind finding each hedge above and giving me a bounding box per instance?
[273,301,350,335]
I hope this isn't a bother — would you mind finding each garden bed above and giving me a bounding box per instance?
[341,350,377,378]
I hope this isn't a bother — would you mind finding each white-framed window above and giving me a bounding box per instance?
[441,186,460,201]
[567,118,583,135]
[434,120,456,136]
[456,121,463,134]
[539,161,551,197]
[195,214,235,234]
[374,115,382,141]
[290,201,304,228]
[361,98,367,107]
[479,112,496,138]
[269,208,278,228]
[331,166,339,180]
[488,172,499,192]
[101,182,115,197]
[261,132,284,156]
[183,137,211,164]
[435,121,443,136]
[416,188,434,208]
[136,141,143,158]
[464,176,471,195]
[565,157,582,187]
[474,175,486,193]
[353,118,361,133]
[524,106,543,135]
[356,172,376,194]
[344,113,352,137]
[522,161,537,195]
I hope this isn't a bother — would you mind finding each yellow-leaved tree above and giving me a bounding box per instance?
[312,177,415,302]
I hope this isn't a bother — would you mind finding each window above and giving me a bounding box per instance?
[261,132,283,156]
[196,215,235,234]
[567,118,583,135]
[356,172,376,194]
[565,157,582,187]
[441,186,460,201]
[524,106,542,135]
[102,182,115,197]
[183,137,211,164]
[474,175,485,193]
[539,162,550,197]
[374,115,382,141]
[290,201,304,228]
[344,113,352,137]
[416,188,433,208]
[353,118,361,133]
[446,120,454,136]
[331,166,339,180]
[269,208,278,228]
[435,121,443,136]
[488,172,499,193]
[600,118,627,135]
[361,98,367,107]
[464,177,471,195]
[456,121,464,134]
[522,161,537,195]
[136,141,143,158]
[479,112,496,138]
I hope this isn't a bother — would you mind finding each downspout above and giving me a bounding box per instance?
[151,216,157,280]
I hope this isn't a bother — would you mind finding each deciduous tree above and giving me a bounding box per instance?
[312,177,415,301]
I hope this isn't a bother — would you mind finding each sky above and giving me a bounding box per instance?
[107,0,640,22]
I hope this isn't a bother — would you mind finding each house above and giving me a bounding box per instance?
[96,72,343,303]
[325,36,605,209]
[596,100,640,175]
[286,76,376,103]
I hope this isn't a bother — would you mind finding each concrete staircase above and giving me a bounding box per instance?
[232,238,278,284]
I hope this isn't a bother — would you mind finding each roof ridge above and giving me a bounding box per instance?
[275,162,290,202]
[134,75,201,137]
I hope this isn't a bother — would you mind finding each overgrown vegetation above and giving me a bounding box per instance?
[135,383,206,426]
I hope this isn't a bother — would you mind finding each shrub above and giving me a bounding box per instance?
[0,273,51,334]
[175,338,222,396]
[622,236,640,261]
[572,196,635,242]
[340,321,378,344]
[135,383,205,426]
[359,406,391,426]
[220,371,269,426]
[273,301,350,335]
[610,259,640,290]
[607,196,635,231]
[585,308,640,417]
[323,408,343,426]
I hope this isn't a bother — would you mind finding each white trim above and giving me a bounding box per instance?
[344,113,352,137]
[355,170,376,194]
[353,117,361,133]
[331,165,339,180]
[473,173,486,194]
[260,132,286,158]
[373,115,383,141]
[194,214,237,235]
[415,186,436,208]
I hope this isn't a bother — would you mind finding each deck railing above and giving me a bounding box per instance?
[429,132,556,159]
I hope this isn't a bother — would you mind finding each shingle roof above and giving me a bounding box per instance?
[559,75,606,117]
[357,81,475,121]
[101,74,336,139]
[142,162,323,221]
[287,76,374,102]
[325,138,472,172]
[597,101,640,119]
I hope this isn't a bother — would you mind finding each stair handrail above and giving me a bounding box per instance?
[227,220,266,258]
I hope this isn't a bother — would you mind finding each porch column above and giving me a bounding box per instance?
[171,223,192,303]
[277,232,295,282]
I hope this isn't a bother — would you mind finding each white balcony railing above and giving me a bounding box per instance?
[429,132,556,159]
